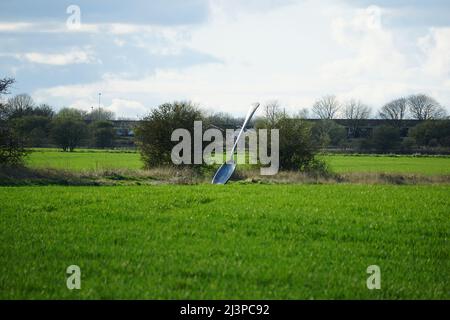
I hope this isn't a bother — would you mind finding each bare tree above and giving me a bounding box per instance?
[408,94,446,120]
[296,107,309,119]
[6,93,35,118]
[312,95,340,119]
[0,77,15,95]
[85,107,115,121]
[379,97,408,127]
[263,100,284,126]
[343,99,371,138]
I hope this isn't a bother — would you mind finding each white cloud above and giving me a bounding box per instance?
[31,0,450,116]
[0,22,33,31]
[18,49,95,65]
[418,27,450,78]
[107,98,149,118]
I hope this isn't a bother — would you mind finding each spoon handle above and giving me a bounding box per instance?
[230,103,260,160]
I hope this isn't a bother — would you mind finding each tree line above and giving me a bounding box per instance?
[1,76,450,168]
[1,78,117,165]
[305,94,449,153]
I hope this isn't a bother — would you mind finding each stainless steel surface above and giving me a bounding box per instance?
[212,103,260,184]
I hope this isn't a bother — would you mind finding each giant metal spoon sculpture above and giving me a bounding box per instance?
[212,103,260,184]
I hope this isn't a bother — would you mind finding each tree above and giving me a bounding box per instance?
[371,125,401,152]
[409,120,450,147]
[90,121,115,148]
[0,124,28,166]
[408,94,446,120]
[51,109,87,152]
[207,112,242,130]
[34,104,55,118]
[0,77,28,166]
[0,77,15,95]
[343,99,371,138]
[13,115,52,147]
[263,100,285,126]
[135,101,204,168]
[311,120,347,148]
[379,97,408,127]
[257,111,322,172]
[85,107,115,121]
[6,94,35,118]
[312,95,340,119]
[296,108,309,119]
[56,107,86,120]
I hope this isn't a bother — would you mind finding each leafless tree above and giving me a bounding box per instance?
[6,93,35,118]
[379,97,408,127]
[0,77,15,95]
[85,107,115,121]
[296,107,309,119]
[312,95,340,119]
[343,99,371,138]
[408,94,446,120]
[263,100,284,126]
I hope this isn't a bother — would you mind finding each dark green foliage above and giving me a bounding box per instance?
[51,118,87,152]
[0,77,28,166]
[90,121,115,148]
[135,101,204,168]
[0,121,28,167]
[373,125,401,152]
[362,125,401,152]
[12,115,52,147]
[311,120,347,148]
[258,115,319,171]
[409,120,450,147]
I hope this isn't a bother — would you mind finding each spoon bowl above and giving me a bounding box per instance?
[211,162,236,185]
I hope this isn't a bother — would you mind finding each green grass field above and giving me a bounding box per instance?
[0,185,448,299]
[25,149,450,176]
[322,155,450,176]
[26,149,142,171]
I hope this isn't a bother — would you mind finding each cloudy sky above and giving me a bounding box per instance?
[1,0,449,118]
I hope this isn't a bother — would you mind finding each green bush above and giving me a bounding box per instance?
[90,121,115,148]
[409,120,450,147]
[258,115,323,173]
[135,101,204,168]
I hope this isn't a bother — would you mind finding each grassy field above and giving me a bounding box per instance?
[25,149,450,176]
[26,149,142,171]
[323,155,450,176]
[0,184,448,299]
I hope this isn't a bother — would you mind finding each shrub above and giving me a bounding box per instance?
[258,114,322,173]
[409,120,450,147]
[90,121,115,148]
[371,125,401,152]
[51,118,87,152]
[135,101,204,168]
[0,121,28,167]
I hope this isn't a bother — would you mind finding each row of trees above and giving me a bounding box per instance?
[311,94,447,122]
[1,79,117,166]
[265,100,450,153]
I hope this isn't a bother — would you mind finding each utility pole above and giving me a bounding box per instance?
[98,92,102,110]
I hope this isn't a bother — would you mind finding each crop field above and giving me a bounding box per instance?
[25,149,450,176]
[323,155,450,176]
[26,149,142,171]
[0,184,448,299]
